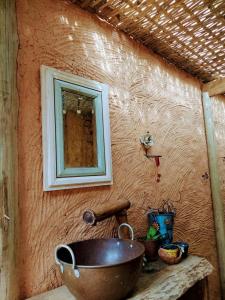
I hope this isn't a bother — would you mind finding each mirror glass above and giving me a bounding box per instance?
[54,79,106,178]
[62,89,97,168]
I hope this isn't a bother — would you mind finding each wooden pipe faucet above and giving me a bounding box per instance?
[83,199,131,238]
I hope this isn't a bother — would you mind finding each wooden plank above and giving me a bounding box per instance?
[27,286,75,300]
[203,78,225,96]
[26,255,213,300]
[0,0,19,300]
[202,92,225,299]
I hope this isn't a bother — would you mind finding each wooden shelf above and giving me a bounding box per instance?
[27,255,213,300]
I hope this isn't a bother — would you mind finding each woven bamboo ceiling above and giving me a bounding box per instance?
[72,0,225,82]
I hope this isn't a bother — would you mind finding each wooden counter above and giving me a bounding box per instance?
[27,255,213,300]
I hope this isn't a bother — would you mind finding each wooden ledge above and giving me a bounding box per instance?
[27,255,213,300]
[203,78,225,96]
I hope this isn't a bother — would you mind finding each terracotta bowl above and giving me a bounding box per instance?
[158,244,182,265]
[138,238,159,261]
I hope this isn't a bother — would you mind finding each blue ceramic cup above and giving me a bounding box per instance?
[173,242,189,258]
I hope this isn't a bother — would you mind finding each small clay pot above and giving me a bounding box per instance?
[158,244,182,265]
[138,238,159,261]
[145,240,160,261]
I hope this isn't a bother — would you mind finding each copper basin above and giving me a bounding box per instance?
[55,238,145,300]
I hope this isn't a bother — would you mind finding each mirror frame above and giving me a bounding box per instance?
[41,65,112,191]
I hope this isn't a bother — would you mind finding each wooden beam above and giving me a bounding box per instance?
[0,0,19,300]
[202,92,225,300]
[203,78,225,96]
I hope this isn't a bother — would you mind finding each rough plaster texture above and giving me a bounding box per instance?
[16,0,220,299]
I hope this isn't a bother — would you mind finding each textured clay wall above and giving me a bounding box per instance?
[16,0,220,299]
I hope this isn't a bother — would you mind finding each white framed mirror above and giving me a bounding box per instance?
[41,65,112,191]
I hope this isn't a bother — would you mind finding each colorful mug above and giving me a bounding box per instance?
[159,244,179,257]
[173,242,189,258]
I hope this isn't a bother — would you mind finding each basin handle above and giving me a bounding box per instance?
[54,244,80,278]
[118,223,134,240]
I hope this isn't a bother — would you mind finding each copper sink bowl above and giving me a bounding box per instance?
[55,238,145,300]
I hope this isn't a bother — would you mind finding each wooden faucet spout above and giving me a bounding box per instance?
[83,199,131,226]
[83,199,132,239]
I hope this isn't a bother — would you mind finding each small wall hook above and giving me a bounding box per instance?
[140,132,154,149]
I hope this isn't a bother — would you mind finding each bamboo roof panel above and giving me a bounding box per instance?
[72,0,225,82]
